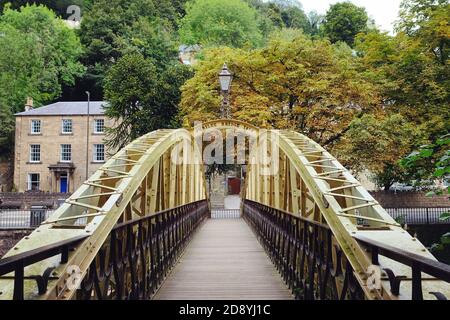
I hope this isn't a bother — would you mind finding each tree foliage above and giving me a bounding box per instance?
[0,0,87,17]
[397,0,449,80]
[401,134,450,189]
[0,0,448,193]
[179,0,263,48]
[321,2,369,47]
[401,134,450,255]
[356,0,449,142]
[0,4,84,156]
[336,114,421,190]
[104,54,193,149]
[180,31,380,148]
[79,0,181,99]
[0,4,84,109]
[0,104,14,158]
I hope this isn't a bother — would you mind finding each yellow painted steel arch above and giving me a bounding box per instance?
[244,129,450,300]
[0,128,207,300]
[201,119,259,132]
[1,120,449,300]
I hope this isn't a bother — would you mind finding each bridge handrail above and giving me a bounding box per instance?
[113,199,208,230]
[0,234,89,300]
[353,234,450,300]
[0,200,209,300]
[0,201,206,276]
[242,199,367,300]
[244,199,450,300]
[243,199,331,230]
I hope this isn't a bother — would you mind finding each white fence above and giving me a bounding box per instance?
[211,209,241,219]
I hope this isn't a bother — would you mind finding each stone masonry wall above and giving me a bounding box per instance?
[0,192,70,209]
[370,191,450,208]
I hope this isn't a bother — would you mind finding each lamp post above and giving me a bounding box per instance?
[85,91,90,181]
[218,63,233,119]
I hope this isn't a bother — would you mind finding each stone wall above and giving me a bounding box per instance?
[370,191,450,208]
[0,192,70,209]
[0,230,31,258]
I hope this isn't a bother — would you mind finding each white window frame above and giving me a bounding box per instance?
[60,144,72,162]
[94,119,105,134]
[30,119,41,135]
[29,144,41,163]
[93,144,105,163]
[27,173,40,191]
[61,119,73,134]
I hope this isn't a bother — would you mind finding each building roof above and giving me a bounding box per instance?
[15,101,107,117]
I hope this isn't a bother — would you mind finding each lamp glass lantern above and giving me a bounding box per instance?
[219,63,233,92]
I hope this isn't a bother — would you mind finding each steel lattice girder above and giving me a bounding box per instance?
[244,129,450,300]
[0,129,207,300]
[1,120,449,300]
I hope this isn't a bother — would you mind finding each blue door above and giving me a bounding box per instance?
[60,176,68,193]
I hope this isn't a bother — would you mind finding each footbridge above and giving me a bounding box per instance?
[1,119,449,300]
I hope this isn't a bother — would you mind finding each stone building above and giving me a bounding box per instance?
[13,100,113,193]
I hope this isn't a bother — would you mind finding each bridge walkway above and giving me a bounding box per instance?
[153,219,293,300]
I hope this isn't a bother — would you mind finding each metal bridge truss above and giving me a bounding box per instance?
[0,120,449,300]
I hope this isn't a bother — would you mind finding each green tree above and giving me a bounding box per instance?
[398,0,449,65]
[79,0,181,99]
[401,134,450,260]
[0,4,84,110]
[0,104,15,158]
[0,0,87,17]
[245,0,313,36]
[352,0,449,188]
[307,11,324,36]
[401,134,450,190]
[104,54,192,149]
[180,31,380,148]
[0,4,84,155]
[321,2,369,46]
[336,114,421,190]
[355,22,449,141]
[179,0,263,48]
[279,2,310,32]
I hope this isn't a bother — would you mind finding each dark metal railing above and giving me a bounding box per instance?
[242,199,365,300]
[354,234,450,300]
[243,199,450,300]
[386,207,450,225]
[0,200,209,300]
[77,200,209,300]
[0,234,89,300]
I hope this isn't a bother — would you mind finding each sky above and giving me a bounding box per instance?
[299,0,403,33]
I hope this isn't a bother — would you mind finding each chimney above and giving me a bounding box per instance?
[25,97,33,111]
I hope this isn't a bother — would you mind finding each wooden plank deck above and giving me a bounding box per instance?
[153,219,293,300]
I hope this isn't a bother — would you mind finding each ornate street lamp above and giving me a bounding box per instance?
[218,63,233,118]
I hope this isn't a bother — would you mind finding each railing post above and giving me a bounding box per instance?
[411,262,423,300]
[371,246,379,265]
[61,245,70,264]
[13,261,24,300]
